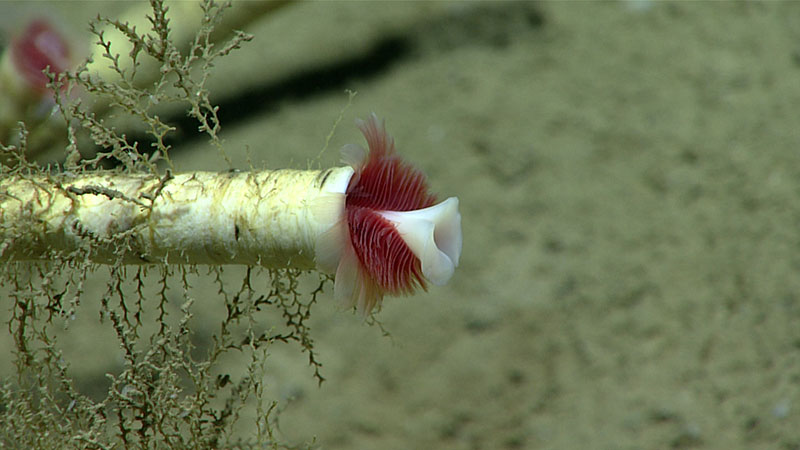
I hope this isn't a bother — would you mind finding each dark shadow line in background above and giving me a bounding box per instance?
[194,36,410,138]
[114,36,410,160]
[108,1,544,164]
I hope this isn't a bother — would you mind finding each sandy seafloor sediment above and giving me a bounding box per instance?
[3,2,800,449]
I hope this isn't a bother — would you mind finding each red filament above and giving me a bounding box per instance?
[345,116,437,296]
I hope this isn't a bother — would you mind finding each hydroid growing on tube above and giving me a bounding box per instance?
[0,114,461,314]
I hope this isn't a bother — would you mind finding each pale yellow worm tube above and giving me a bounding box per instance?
[0,167,353,268]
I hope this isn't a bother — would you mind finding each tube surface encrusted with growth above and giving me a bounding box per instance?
[0,167,353,268]
[1,115,463,313]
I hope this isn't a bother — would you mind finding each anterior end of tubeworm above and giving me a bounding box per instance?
[11,18,71,92]
[334,114,462,315]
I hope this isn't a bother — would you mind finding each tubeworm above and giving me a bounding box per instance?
[0,115,462,314]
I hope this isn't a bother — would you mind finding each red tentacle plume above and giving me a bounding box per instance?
[11,19,71,93]
[341,114,437,312]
